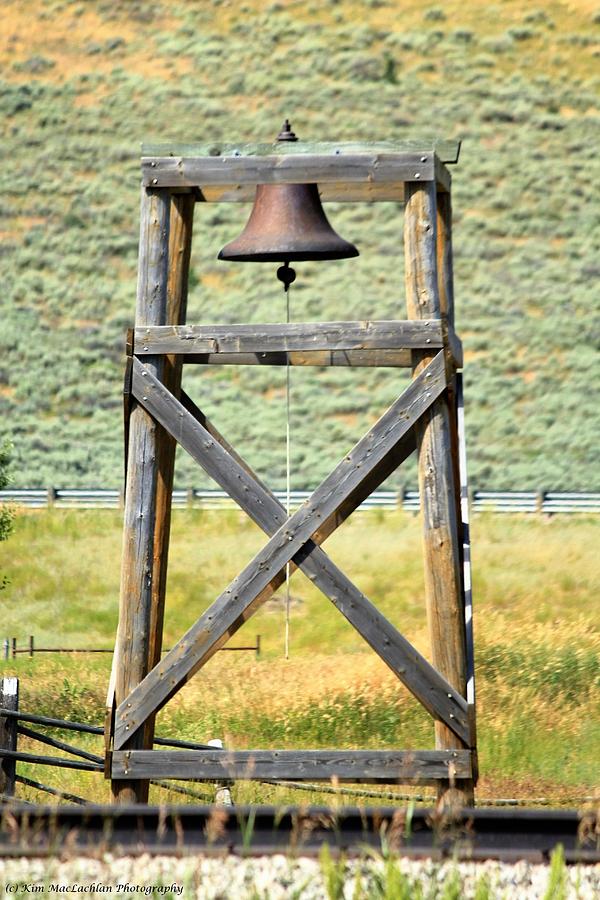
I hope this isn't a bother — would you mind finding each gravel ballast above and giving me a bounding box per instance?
[1,854,599,898]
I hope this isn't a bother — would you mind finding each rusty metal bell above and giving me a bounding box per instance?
[218,121,359,263]
[218,183,359,263]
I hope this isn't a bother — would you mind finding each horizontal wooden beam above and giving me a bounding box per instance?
[112,748,472,783]
[114,352,449,750]
[135,321,444,355]
[181,349,414,367]
[142,153,436,192]
[196,182,407,203]
[142,140,461,163]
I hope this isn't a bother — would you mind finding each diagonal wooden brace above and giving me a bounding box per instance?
[115,351,464,749]
[130,372,469,745]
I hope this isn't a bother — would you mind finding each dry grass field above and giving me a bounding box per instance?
[1,508,598,806]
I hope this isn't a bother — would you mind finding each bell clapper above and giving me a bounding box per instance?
[277,262,296,293]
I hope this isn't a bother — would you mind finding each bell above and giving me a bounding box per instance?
[218,121,359,264]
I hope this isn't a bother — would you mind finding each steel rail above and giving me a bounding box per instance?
[0,804,597,863]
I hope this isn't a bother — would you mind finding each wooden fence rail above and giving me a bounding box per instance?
[1,488,599,513]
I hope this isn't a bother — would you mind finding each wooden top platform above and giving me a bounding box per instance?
[140,139,460,202]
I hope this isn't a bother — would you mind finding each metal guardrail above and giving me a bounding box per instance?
[0,488,599,513]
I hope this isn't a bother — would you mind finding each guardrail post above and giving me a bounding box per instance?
[0,677,19,797]
[397,485,405,510]
[187,487,195,509]
[536,488,545,515]
[47,486,57,507]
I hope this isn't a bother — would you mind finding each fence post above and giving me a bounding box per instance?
[256,635,261,659]
[0,677,19,797]
[11,638,16,660]
[207,739,233,806]
[29,635,34,658]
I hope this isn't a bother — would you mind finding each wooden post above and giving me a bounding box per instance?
[28,635,34,658]
[144,192,195,752]
[0,677,19,797]
[111,186,172,804]
[11,637,16,659]
[404,181,473,804]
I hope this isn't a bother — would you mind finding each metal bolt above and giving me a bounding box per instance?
[414,172,421,179]
[447,693,452,698]
[152,178,158,185]
[142,396,147,401]
[449,714,455,719]
[421,156,427,162]
[150,161,156,167]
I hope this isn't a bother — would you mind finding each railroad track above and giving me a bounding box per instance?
[0,804,598,862]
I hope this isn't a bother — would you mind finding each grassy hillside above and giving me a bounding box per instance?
[2,508,599,804]
[0,0,599,490]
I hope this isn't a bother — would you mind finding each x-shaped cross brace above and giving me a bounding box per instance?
[113,350,469,750]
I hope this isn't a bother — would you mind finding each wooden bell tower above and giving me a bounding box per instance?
[106,135,477,805]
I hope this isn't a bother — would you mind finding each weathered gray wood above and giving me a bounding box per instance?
[145,192,195,754]
[405,181,472,804]
[112,749,472,783]
[126,374,468,743]
[135,321,443,355]
[0,678,18,797]
[437,192,455,329]
[181,349,414,367]
[112,186,171,804]
[435,157,452,194]
[142,140,461,162]
[114,351,448,750]
[142,153,435,190]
